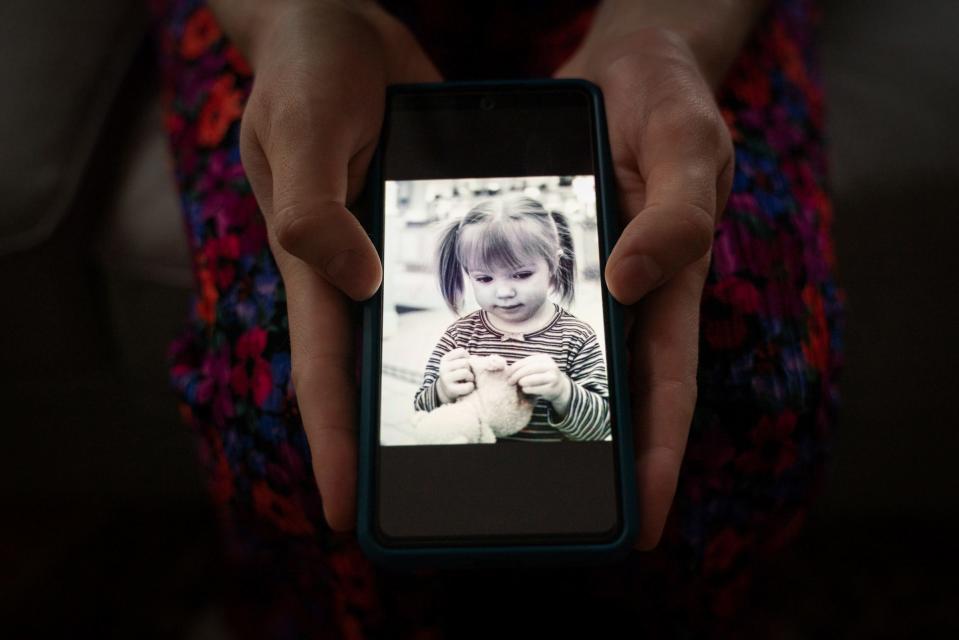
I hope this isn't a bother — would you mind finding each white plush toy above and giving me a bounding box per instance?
[410,354,534,444]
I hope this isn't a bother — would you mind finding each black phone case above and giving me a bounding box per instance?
[356,79,638,571]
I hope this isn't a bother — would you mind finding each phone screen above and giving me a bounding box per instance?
[373,84,622,547]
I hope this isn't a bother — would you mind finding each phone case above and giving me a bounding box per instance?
[357,79,638,571]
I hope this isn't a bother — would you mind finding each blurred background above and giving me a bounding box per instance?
[1,0,957,636]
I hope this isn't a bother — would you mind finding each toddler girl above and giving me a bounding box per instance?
[413,195,610,442]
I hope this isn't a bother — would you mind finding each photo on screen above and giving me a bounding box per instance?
[379,176,610,446]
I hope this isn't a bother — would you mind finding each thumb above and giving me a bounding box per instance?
[264,99,384,302]
[243,51,438,300]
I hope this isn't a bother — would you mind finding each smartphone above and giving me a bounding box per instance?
[357,80,637,570]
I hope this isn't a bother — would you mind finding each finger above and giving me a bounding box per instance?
[442,359,471,374]
[630,255,709,551]
[241,102,382,300]
[623,307,637,339]
[449,381,475,396]
[279,254,359,533]
[447,348,469,358]
[606,96,730,306]
[506,359,549,385]
[247,113,380,301]
[507,364,539,386]
[267,94,383,302]
[516,373,554,389]
[449,368,474,383]
[716,153,735,224]
[521,386,554,398]
[253,18,444,303]
[505,355,532,373]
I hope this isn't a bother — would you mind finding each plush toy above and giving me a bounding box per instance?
[410,354,534,444]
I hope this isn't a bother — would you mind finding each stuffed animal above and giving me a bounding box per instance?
[410,354,534,444]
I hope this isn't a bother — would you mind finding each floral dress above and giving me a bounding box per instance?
[152,0,844,637]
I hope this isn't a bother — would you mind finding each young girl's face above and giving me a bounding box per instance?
[466,255,552,327]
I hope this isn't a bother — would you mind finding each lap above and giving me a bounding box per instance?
[157,0,842,636]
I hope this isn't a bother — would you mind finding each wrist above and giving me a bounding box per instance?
[436,380,451,405]
[561,375,573,404]
[207,0,282,66]
[563,1,768,90]
[551,375,573,408]
[208,0,384,72]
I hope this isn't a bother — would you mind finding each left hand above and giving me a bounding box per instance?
[213,0,443,532]
[506,354,571,403]
[555,28,735,551]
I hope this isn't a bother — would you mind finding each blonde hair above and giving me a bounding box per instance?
[436,196,576,315]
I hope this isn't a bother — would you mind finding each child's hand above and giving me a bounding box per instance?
[437,348,475,404]
[506,354,572,405]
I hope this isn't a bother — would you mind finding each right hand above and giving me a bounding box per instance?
[437,348,475,404]
[212,0,442,532]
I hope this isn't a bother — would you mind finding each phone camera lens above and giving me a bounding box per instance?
[479,96,496,111]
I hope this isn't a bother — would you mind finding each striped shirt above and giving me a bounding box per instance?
[413,303,610,442]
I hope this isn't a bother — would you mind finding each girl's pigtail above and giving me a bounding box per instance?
[550,210,576,308]
[436,219,465,315]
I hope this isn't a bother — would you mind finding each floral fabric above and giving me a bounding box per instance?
[151,0,844,637]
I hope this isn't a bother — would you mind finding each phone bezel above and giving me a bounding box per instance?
[357,79,638,570]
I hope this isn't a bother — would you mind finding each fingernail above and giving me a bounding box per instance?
[326,249,379,300]
[611,255,662,305]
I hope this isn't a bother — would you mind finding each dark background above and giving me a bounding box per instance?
[2,0,958,636]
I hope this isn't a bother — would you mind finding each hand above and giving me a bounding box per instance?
[506,354,572,406]
[437,348,475,404]
[556,27,736,550]
[212,0,442,531]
